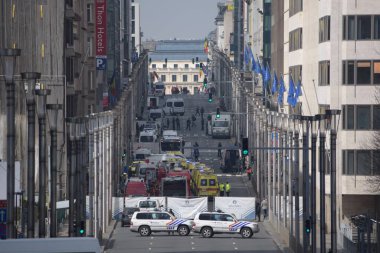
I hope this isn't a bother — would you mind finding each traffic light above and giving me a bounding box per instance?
[207,115,212,121]
[216,108,221,119]
[208,93,213,103]
[196,57,199,62]
[192,58,195,64]
[79,220,85,236]
[305,219,311,234]
[242,137,249,156]
[165,58,168,64]
[203,77,208,88]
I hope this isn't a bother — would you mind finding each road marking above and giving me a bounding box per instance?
[192,247,196,250]
[216,174,243,177]
[232,242,236,245]
[234,247,239,250]
[191,242,195,245]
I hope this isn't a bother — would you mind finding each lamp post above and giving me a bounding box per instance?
[36,84,51,238]
[67,118,76,237]
[21,72,41,238]
[310,115,319,253]
[301,116,311,252]
[47,102,62,237]
[0,48,21,239]
[326,109,341,253]
[319,114,327,253]
[292,115,301,253]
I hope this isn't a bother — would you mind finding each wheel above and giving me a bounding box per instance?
[201,227,214,238]
[139,225,151,236]
[240,227,253,238]
[177,225,190,236]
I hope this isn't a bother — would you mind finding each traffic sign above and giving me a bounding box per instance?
[0,208,6,223]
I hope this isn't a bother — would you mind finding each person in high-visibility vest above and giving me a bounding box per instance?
[219,182,225,196]
[225,182,231,196]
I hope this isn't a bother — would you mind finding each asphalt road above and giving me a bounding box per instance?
[107,224,281,253]
[108,94,282,252]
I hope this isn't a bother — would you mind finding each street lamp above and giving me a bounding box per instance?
[21,71,41,238]
[0,48,21,239]
[319,114,327,253]
[301,116,311,252]
[326,109,341,253]
[310,115,320,253]
[47,102,62,237]
[292,114,301,253]
[36,84,51,238]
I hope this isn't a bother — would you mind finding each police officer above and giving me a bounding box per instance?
[225,182,231,196]
[219,182,225,196]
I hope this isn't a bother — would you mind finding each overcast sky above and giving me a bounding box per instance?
[136,0,221,41]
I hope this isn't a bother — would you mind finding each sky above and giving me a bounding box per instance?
[136,0,221,41]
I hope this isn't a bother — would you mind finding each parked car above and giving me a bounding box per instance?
[130,211,193,236]
[121,207,140,227]
[192,211,259,238]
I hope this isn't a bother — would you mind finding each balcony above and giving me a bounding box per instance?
[65,6,81,21]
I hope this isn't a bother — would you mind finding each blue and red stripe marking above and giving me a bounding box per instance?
[228,221,251,231]
[167,219,186,230]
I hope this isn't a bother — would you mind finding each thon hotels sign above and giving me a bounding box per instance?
[96,0,107,70]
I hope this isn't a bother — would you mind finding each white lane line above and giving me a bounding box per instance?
[192,247,196,250]
[191,242,195,245]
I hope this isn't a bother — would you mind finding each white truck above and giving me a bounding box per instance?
[163,97,185,116]
[134,130,160,153]
[211,114,231,138]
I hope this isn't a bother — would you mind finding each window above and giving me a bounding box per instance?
[65,20,74,46]
[157,213,171,220]
[161,75,166,82]
[200,179,207,186]
[88,70,94,90]
[136,213,151,219]
[343,16,356,40]
[357,61,371,84]
[87,4,93,23]
[343,150,379,175]
[209,179,216,186]
[346,105,355,130]
[373,62,380,84]
[66,58,74,83]
[87,36,93,57]
[194,75,199,82]
[185,64,189,69]
[151,64,156,69]
[319,16,330,43]
[132,21,135,34]
[319,61,330,86]
[357,16,372,40]
[131,37,135,50]
[357,151,371,175]
[172,75,177,82]
[163,64,167,69]
[289,0,302,17]
[173,64,178,69]
[289,65,302,84]
[346,61,355,85]
[375,16,380,39]
[199,213,211,220]
[373,106,380,130]
[183,75,188,82]
[357,105,371,129]
[132,6,135,20]
[289,28,302,52]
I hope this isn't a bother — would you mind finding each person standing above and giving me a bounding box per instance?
[255,201,261,222]
[219,182,225,196]
[225,182,231,196]
[168,209,176,235]
[186,118,191,130]
[261,198,268,220]
[195,106,200,116]
[246,167,252,180]
[176,117,180,130]
[217,142,222,158]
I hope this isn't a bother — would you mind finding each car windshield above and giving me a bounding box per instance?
[166,102,172,107]
[135,154,146,160]
[139,201,157,208]
[161,141,181,151]
[213,121,228,127]
[140,136,154,142]
[174,101,184,107]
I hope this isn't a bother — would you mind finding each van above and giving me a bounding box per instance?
[163,98,185,116]
[191,168,219,197]
[1,237,101,253]
[154,82,165,96]
[220,146,241,173]
[139,130,157,143]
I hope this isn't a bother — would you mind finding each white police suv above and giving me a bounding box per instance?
[192,212,260,238]
[130,211,193,236]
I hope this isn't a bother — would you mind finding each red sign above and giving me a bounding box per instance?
[0,200,6,208]
[95,0,107,56]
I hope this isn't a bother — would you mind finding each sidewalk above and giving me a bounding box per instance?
[101,220,117,253]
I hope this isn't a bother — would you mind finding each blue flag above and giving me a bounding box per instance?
[264,64,271,84]
[251,55,257,72]
[287,75,296,107]
[271,71,278,94]
[295,80,302,99]
[278,75,286,105]
[244,46,250,65]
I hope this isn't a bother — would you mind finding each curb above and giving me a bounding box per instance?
[102,220,118,253]
[262,221,293,253]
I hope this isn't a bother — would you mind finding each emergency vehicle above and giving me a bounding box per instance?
[190,168,219,197]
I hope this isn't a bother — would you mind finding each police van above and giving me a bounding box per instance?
[192,211,259,238]
[130,210,193,236]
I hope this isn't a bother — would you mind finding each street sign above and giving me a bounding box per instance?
[0,208,6,223]
[96,57,107,70]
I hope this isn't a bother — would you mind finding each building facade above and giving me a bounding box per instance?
[131,0,141,55]
[148,40,207,95]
